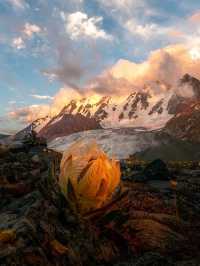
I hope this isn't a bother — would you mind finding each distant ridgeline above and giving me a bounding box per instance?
[0,133,10,140]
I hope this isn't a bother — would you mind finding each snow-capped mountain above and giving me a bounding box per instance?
[37,82,174,138]
[48,87,173,130]
[12,116,51,141]
[17,74,200,143]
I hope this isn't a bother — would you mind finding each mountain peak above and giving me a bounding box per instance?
[179,74,200,99]
[181,73,199,84]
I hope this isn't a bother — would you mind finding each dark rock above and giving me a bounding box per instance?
[30,169,40,177]
[123,218,184,253]
[130,173,147,182]
[9,142,27,153]
[114,252,174,266]
[134,252,174,266]
[122,159,171,182]
[143,159,170,181]
[16,152,28,162]
[0,145,9,158]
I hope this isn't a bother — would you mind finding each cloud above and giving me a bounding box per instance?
[125,20,163,39]
[30,94,54,100]
[9,87,82,123]
[6,0,27,9]
[49,87,82,115]
[11,37,25,49]
[9,43,200,124]
[96,0,154,26]
[23,23,41,38]
[9,104,50,123]
[0,114,21,135]
[89,43,200,95]
[8,100,17,105]
[189,11,200,22]
[61,11,112,40]
[43,72,57,83]
[43,57,85,89]
[11,23,42,51]
[168,30,185,38]
[189,47,200,60]
[111,44,198,83]
[97,0,144,15]
[87,72,134,96]
[42,40,90,88]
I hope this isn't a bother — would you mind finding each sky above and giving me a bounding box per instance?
[1,0,200,133]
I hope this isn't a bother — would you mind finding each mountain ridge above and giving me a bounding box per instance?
[16,74,200,143]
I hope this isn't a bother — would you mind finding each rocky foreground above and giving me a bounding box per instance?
[0,139,200,265]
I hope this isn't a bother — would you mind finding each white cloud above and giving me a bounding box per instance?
[125,19,162,39]
[61,11,112,40]
[43,72,58,83]
[8,100,17,105]
[23,23,41,38]
[11,23,42,51]
[97,0,149,21]
[98,0,143,14]
[189,47,200,60]
[30,94,54,100]
[7,0,27,9]
[11,37,25,49]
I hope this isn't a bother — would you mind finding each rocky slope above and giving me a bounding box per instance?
[12,116,51,142]
[164,101,200,143]
[162,74,200,143]
[180,73,200,98]
[0,140,200,265]
[38,114,102,142]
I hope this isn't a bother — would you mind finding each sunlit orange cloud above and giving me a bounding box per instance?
[168,30,184,38]
[10,43,200,124]
[9,105,50,123]
[189,11,200,22]
[109,44,200,86]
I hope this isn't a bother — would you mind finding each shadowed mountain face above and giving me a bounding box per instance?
[163,74,200,144]
[134,132,200,161]
[38,113,102,142]
[164,101,200,143]
[180,73,200,98]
